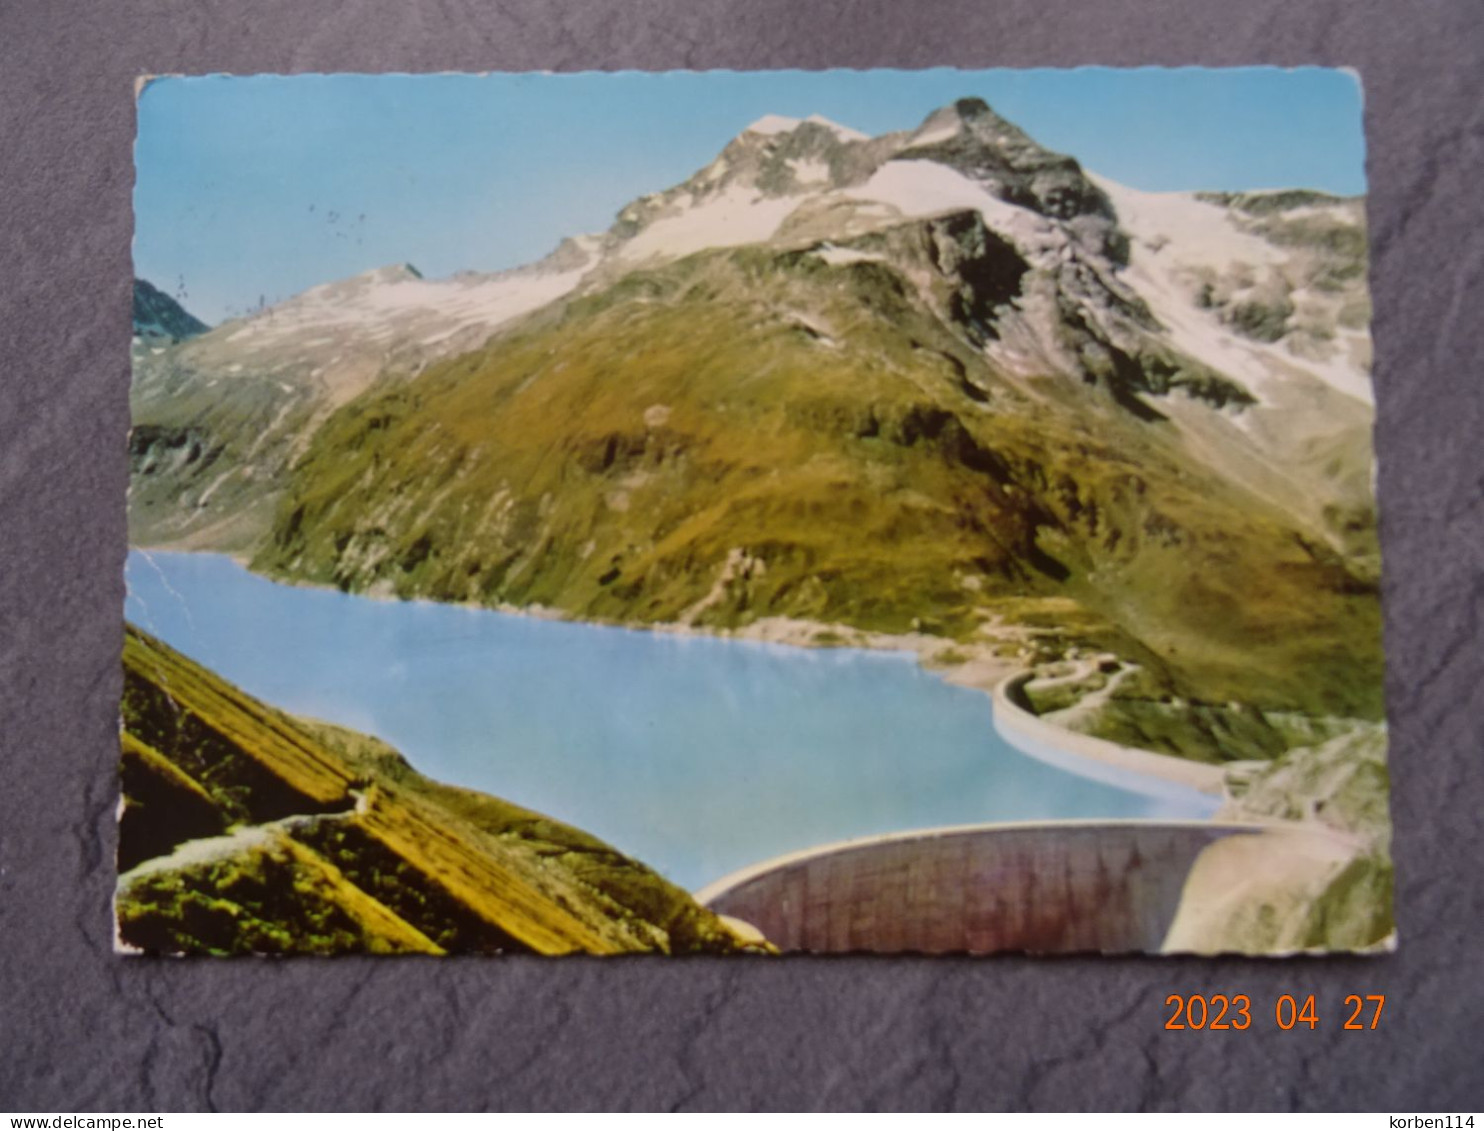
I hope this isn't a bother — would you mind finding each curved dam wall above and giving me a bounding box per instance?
[991,673,1226,810]
[698,821,1267,954]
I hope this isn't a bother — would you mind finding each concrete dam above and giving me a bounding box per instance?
[697,820,1280,954]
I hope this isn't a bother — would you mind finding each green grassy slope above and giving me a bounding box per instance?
[118,625,764,956]
[255,237,1382,723]
[127,349,328,553]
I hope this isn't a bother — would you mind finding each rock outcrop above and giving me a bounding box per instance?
[132,278,208,342]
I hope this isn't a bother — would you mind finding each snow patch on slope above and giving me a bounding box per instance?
[357,269,585,329]
[804,114,868,142]
[222,265,588,346]
[744,113,867,142]
[1094,175,1374,406]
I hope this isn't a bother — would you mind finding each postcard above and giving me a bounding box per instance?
[121,68,1389,955]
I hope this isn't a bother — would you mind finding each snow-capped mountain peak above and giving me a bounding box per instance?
[742,112,869,142]
[1093,175,1373,406]
[744,113,804,136]
[151,96,1370,424]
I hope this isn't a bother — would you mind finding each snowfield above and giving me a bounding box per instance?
[744,113,868,142]
[1093,175,1374,406]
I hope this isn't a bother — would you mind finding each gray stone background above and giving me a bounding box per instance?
[2,0,1481,1111]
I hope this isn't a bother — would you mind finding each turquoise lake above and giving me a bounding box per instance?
[125,550,1197,890]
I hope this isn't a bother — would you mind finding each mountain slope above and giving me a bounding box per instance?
[130,99,1374,554]
[130,97,1383,748]
[118,625,765,955]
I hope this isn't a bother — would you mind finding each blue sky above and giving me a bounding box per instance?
[134,68,1365,324]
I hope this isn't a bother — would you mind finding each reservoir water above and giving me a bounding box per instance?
[125,550,1200,890]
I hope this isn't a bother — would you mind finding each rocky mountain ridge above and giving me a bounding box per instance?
[132,278,208,342]
[129,98,1383,751]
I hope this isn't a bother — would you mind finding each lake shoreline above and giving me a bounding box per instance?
[136,537,1228,801]
[127,543,1226,814]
